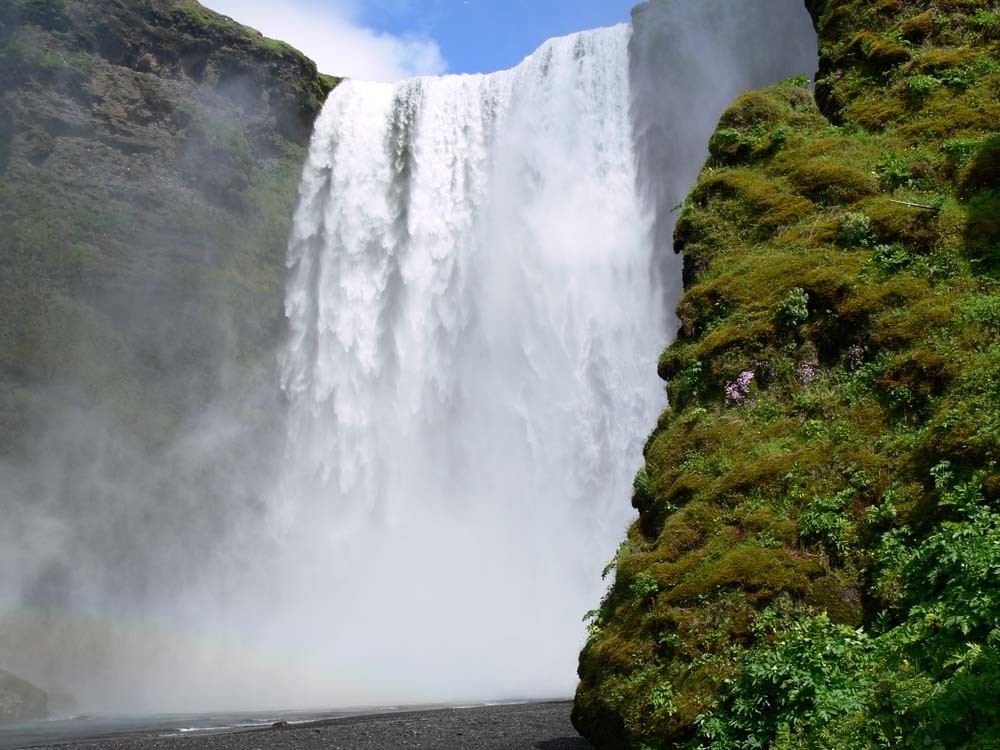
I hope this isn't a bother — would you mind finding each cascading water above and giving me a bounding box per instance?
[276,24,663,702]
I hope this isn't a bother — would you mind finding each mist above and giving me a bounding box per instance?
[0,0,817,716]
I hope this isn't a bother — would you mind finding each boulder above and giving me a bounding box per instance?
[0,670,47,723]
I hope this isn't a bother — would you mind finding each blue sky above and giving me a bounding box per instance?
[204,0,638,80]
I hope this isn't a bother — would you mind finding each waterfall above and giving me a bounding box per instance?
[0,0,818,713]
[277,24,663,701]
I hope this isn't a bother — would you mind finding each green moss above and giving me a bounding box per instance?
[707,86,824,167]
[693,170,815,232]
[665,545,811,605]
[901,9,936,41]
[786,160,879,204]
[319,73,343,90]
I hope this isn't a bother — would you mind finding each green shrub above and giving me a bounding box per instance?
[630,572,659,604]
[904,74,941,103]
[871,242,912,273]
[837,212,874,247]
[799,490,855,561]
[776,287,810,327]
[693,609,876,750]
[969,9,1000,40]
[633,466,655,509]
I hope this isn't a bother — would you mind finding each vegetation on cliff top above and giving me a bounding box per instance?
[575,0,1000,747]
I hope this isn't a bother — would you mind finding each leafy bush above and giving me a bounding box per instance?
[871,243,912,273]
[799,490,855,561]
[629,572,659,604]
[693,610,876,750]
[904,74,941,102]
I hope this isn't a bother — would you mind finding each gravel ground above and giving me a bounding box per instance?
[30,702,590,750]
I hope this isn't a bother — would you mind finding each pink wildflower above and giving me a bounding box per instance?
[797,361,817,385]
[725,370,754,405]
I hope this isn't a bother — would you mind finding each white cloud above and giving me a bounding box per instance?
[202,0,447,81]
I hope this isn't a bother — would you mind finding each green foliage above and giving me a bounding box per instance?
[782,74,812,88]
[707,85,824,168]
[693,610,876,750]
[904,74,941,102]
[941,137,981,165]
[695,475,1000,750]
[602,539,630,581]
[799,489,855,561]
[969,9,1000,40]
[776,287,810,327]
[673,359,703,405]
[838,212,874,247]
[629,572,659,604]
[963,190,1000,267]
[871,242,913,273]
[633,465,655,507]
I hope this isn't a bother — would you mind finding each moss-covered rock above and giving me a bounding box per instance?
[575,0,1000,748]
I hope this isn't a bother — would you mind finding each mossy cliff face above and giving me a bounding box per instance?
[574,1,1000,748]
[0,0,337,455]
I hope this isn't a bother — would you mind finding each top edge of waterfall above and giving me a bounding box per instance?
[330,22,633,90]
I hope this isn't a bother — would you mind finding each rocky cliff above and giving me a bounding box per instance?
[575,0,1000,747]
[0,670,46,722]
[0,0,337,694]
[0,0,337,455]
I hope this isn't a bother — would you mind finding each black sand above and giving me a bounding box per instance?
[29,702,590,750]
